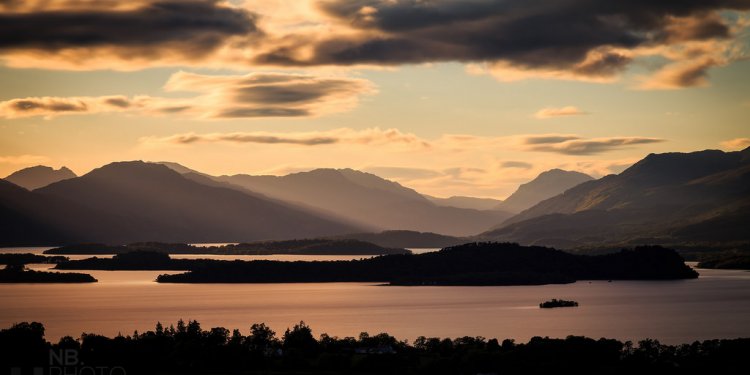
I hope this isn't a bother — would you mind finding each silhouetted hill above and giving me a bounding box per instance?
[27,161,361,244]
[216,168,512,236]
[485,148,750,248]
[335,230,466,248]
[0,179,130,246]
[425,195,503,210]
[136,243,699,285]
[3,165,76,190]
[495,169,593,214]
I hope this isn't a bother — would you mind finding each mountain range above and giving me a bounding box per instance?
[212,169,511,236]
[2,162,360,245]
[483,148,750,248]
[2,147,747,248]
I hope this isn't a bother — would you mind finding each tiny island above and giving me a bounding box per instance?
[540,299,579,308]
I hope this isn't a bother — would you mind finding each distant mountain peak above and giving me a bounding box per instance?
[156,161,205,176]
[486,147,750,248]
[4,165,77,190]
[496,169,593,213]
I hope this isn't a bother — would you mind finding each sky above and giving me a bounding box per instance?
[1,0,749,198]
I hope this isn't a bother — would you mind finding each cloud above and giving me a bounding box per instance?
[0,154,50,165]
[534,106,587,119]
[524,136,666,155]
[253,1,749,86]
[522,135,582,145]
[0,72,375,119]
[0,0,259,70]
[0,95,139,119]
[0,0,746,89]
[499,161,533,170]
[636,42,733,90]
[139,127,430,148]
[140,127,663,158]
[165,71,375,118]
[720,137,750,150]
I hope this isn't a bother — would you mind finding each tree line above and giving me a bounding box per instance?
[1,320,747,374]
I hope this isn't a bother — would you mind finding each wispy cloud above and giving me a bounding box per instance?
[0,72,375,119]
[141,128,664,157]
[720,137,750,150]
[524,136,665,155]
[499,161,533,170]
[533,106,587,119]
[139,127,430,148]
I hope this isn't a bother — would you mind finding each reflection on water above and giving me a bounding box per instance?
[2,248,749,344]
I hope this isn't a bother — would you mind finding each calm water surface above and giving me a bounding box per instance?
[1,247,749,343]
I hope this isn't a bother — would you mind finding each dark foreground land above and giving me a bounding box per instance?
[44,239,410,256]
[2,320,748,375]
[54,242,698,285]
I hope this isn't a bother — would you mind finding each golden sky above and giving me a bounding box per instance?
[1,0,749,198]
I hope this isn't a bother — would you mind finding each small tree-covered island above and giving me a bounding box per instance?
[53,243,698,285]
[0,265,96,283]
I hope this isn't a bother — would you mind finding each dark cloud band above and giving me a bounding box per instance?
[256,0,748,81]
[0,0,257,56]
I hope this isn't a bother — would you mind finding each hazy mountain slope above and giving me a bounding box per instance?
[505,149,748,225]
[181,171,379,232]
[4,165,77,190]
[217,169,512,236]
[425,195,503,210]
[495,169,593,214]
[157,161,206,176]
[34,161,362,243]
[0,180,138,246]
[483,148,750,248]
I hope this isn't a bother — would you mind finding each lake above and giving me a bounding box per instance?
[1,247,749,344]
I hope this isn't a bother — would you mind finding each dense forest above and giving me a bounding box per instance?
[53,243,698,285]
[1,320,747,375]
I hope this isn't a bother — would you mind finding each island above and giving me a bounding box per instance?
[54,243,698,285]
[0,265,97,283]
[44,239,410,256]
[540,299,579,308]
[0,253,68,265]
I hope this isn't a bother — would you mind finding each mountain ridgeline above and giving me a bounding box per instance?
[3,165,76,190]
[495,169,593,213]
[1,147,748,248]
[1,162,361,245]
[485,148,750,248]
[212,168,512,236]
